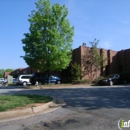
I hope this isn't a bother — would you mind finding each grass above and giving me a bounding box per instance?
[0,95,53,112]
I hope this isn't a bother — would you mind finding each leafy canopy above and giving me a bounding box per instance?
[5,69,14,72]
[0,69,14,78]
[21,0,74,72]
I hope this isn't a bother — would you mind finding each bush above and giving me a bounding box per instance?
[92,76,104,84]
[72,79,91,84]
[71,62,82,80]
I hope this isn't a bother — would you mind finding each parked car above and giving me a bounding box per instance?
[98,74,127,86]
[4,78,7,84]
[13,78,17,84]
[16,74,32,86]
[0,78,5,84]
[0,78,7,84]
[30,73,61,85]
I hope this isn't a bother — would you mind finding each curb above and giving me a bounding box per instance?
[0,98,66,122]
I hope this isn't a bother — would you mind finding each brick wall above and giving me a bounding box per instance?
[72,44,130,80]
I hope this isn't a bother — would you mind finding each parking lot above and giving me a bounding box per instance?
[0,84,130,130]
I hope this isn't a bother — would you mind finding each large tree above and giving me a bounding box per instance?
[21,0,74,76]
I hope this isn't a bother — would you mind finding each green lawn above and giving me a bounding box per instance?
[0,95,52,112]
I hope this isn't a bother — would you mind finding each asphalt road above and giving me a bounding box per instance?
[0,85,130,130]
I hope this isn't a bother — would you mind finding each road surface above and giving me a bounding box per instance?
[0,85,130,130]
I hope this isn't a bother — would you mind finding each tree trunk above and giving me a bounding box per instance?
[47,71,50,84]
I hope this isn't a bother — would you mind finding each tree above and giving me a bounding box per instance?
[0,69,4,78]
[82,38,106,80]
[21,0,74,82]
[71,62,82,80]
[5,68,14,72]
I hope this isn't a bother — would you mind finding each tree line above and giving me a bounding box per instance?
[0,69,14,78]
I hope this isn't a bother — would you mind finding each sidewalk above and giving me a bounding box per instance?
[0,98,66,122]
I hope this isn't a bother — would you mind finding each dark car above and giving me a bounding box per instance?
[98,74,127,86]
[30,73,61,85]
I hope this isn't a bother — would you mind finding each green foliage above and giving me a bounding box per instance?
[0,94,52,112]
[0,69,4,78]
[72,79,91,84]
[92,76,104,84]
[0,68,14,78]
[21,0,74,73]
[71,62,82,80]
[5,68,14,72]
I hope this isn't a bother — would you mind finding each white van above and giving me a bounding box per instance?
[16,74,32,86]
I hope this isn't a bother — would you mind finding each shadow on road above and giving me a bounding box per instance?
[1,86,130,110]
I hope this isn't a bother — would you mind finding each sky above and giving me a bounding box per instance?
[0,0,130,69]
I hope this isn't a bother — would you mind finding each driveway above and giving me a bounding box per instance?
[0,85,130,130]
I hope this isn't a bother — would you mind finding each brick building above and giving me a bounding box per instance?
[3,72,11,78]
[72,44,130,80]
[10,68,36,78]
[7,44,130,81]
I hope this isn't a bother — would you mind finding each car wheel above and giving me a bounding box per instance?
[109,81,113,86]
[56,80,61,84]
[23,82,27,86]
[35,81,42,86]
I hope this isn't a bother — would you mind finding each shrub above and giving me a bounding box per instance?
[92,76,104,84]
[72,79,91,84]
[71,62,82,80]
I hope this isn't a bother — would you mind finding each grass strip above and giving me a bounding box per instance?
[0,95,52,112]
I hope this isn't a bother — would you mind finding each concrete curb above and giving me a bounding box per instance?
[0,98,66,122]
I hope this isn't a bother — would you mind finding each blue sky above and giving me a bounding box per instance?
[0,0,130,69]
